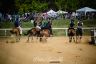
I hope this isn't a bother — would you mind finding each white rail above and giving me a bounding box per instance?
[0,27,95,36]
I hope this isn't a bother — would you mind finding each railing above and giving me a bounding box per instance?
[0,27,95,37]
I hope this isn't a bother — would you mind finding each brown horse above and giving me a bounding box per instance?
[39,29,50,42]
[68,28,75,42]
[10,27,21,42]
[26,28,38,42]
[76,28,83,43]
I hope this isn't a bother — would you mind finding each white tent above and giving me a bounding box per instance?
[57,10,68,14]
[76,7,96,15]
[47,9,57,17]
[47,9,56,14]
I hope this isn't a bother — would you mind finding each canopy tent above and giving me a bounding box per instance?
[47,9,57,14]
[57,10,68,14]
[76,7,96,15]
[47,9,57,18]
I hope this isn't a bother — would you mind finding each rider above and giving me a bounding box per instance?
[76,19,83,41]
[69,18,75,29]
[77,20,83,35]
[40,18,53,36]
[41,20,48,30]
[77,20,83,29]
[14,15,22,35]
[35,18,52,36]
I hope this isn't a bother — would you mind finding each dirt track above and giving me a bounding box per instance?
[0,36,96,64]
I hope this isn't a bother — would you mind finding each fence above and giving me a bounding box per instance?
[0,27,95,37]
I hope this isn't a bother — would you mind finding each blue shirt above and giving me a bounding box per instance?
[14,15,20,27]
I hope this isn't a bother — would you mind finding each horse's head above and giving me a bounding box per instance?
[10,28,20,34]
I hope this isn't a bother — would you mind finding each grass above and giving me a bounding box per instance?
[83,19,96,27]
[0,19,96,28]
[52,19,70,28]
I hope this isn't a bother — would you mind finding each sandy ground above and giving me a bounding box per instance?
[0,36,96,64]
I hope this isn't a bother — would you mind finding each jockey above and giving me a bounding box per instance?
[76,20,83,38]
[40,18,53,35]
[77,20,83,29]
[77,20,83,35]
[14,15,22,35]
[40,19,48,29]
[69,18,75,29]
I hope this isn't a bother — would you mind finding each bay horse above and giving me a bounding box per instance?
[68,28,75,42]
[39,29,50,42]
[10,27,21,42]
[76,28,83,43]
[26,28,39,42]
[26,28,50,42]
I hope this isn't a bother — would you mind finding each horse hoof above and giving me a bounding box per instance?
[16,40,19,42]
[40,38,42,42]
[27,40,29,42]
[6,40,9,43]
[69,40,71,43]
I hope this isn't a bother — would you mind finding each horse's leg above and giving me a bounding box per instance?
[27,35,30,42]
[31,35,33,42]
[39,34,43,42]
[43,36,47,42]
[70,36,72,42]
[79,36,82,42]
[45,36,48,42]
[18,34,21,41]
[40,37,42,42]
[16,33,19,42]
[36,34,39,39]
[69,36,72,42]
[16,36,19,42]
[76,36,78,43]
[73,36,75,42]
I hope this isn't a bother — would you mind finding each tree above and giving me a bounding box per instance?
[0,0,96,14]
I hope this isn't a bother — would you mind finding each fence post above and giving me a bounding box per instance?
[5,29,6,36]
[65,29,67,36]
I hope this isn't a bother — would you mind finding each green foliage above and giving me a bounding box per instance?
[0,21,14,28]
[17,0,48,13]
[0,0,96,14]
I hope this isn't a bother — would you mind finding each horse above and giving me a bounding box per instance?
[76,28,83,43]
[39,29,50,42]
[68,28,75,42]
[10,27,21,42]
[26,28,39,42]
